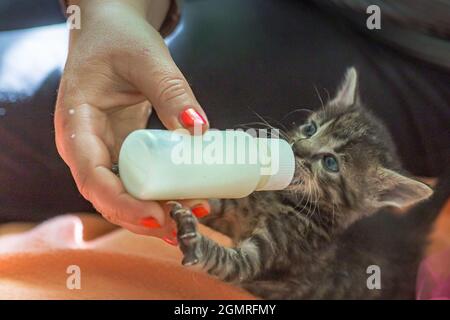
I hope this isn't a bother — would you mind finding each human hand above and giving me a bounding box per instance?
[55,0,209,239]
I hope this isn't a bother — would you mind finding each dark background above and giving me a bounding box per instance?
[0,0,449,222]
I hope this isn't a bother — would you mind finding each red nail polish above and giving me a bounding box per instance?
[192,205,209,218]
[140,217,161,228]
[163,235,178,246]
[179,107,206,128]
[172,229,177,237]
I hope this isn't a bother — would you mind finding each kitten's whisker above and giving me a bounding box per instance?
[281,108,313,123]
[314,86,325,111]
[305,179,314,221]
[250,110,291,140]
[312,180,323,225]
[309,175,319,221]
[236,122,290,141]
[324,88,331,102]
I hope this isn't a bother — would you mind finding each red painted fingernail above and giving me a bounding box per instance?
[179,107,206,128]
[172,229,177,237]
[192,205,209,218]
[163,235,178,246]
[140,217,161,228]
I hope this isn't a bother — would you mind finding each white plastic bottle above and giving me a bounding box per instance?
[118,129,295,200]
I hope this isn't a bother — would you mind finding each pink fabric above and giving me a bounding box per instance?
[0,214,254,299]
[0,215,86,254]
[1,214,449,299]
[417,248,450,300]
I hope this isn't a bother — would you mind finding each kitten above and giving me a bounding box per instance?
[170,67,438,299]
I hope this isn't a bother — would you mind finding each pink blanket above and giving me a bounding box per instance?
[417,248,450,300]
[0,214,254,299]
[1,199,449,300]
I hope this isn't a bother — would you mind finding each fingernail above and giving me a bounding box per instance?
[163,235,178,246]
[179,107,206,128]
[172,229,177,237]
[140,217,161,228]
[192,205,209,218]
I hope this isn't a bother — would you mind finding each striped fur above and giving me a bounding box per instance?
[174,68,434,299]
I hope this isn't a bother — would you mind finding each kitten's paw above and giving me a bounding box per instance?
[168,201,202,266]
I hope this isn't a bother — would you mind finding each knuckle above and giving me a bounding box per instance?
[76,172,91,202]
[54,116,72,159]
[102,213,118,225]
[157,76,188,104]
[109,207,125,224]
[101,203,127,225]
[92,201,118,225]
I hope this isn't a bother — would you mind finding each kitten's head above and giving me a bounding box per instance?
[288,67,432,225]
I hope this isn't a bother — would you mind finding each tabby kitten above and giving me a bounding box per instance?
[169,68,435,299]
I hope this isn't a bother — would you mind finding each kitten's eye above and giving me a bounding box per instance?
[301,121,317,137]
[322,155,339,172]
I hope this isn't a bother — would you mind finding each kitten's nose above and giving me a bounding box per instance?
[293,140,314,159]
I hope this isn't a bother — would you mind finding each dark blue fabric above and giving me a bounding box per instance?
[0,0,449,222]
[0,0,64,31]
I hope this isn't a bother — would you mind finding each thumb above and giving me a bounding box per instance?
[126,42,209,132]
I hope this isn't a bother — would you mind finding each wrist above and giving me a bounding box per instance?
[71,0,149,17]
[66,0,169,29]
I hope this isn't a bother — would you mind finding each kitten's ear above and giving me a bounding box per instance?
[375,168,433,208]
[330,67,359,107]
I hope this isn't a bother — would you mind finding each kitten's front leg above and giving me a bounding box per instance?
[169,202,267,283]
[168,201,202,266]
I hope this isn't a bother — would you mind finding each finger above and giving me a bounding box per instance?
[182,200,211,218]
[123,34,209,133]
[120,220,172,238]
[162,200,211,220]
[80,164,166,227]
[159,200,210,247]
[55,104,166,229]
[157,200,210,233]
